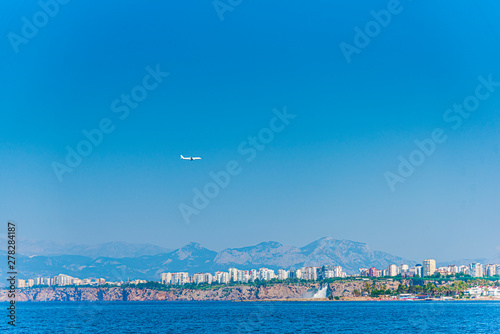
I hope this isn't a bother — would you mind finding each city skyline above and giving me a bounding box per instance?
[16,260,500,288]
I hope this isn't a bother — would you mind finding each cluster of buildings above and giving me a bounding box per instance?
[161,260,499,286]
[16,260,500,289]
[465,286,500,298]
[17,274,115,288]
[359,260,499,279]
[161,265,346,285]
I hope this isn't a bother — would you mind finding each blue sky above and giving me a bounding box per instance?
[1,0,500,261]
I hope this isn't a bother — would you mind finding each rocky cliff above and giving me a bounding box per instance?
[0,281,402,302]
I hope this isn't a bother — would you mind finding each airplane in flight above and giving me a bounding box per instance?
[180,155,202,161]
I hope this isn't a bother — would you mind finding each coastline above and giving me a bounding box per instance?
[2,282,499,303]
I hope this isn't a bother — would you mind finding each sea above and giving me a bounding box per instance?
[1,301,499,333]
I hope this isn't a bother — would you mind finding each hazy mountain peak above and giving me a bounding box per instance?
[183,242,204,249]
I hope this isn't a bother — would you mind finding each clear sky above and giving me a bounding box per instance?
[1,0,500,261]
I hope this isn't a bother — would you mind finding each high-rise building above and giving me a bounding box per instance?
[161,272,189,285]
[300,267,318,280]
[423,259,436,277]
[459,265,469,275]
[414,264,423,277]
[320,266,335,279]
[334,266,343,278]
[228,268,238,282]
[295,269,302,279]
[250,269,258,282]
[388,264,398,277]
[53,274,75,286]
[278,269,289,280]
[258,268,275,281]
[193,273,205,284]
[161,273,172,285]
[214,272,229,284]
[470,263,483,278]
[485,264,496,277]
[237,270,249,283]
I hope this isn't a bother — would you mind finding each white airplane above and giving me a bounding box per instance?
[181,155,202,161]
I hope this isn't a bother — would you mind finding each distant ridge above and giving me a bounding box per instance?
[0,238,171,258]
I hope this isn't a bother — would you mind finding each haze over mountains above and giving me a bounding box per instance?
[0,237,419,285]
[0,239,172,258]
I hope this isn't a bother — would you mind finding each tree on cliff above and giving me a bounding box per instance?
[396,284,408,295]
[362,281,373,293]
[423,282,436,295]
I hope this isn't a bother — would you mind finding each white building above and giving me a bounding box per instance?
[466,286,500,298]
[485,264,497,277]
[423,259,436,277]
[459,265,470,275]
[258,268,275,281]
[278,269,289,280]
[250,269,258,282]
[228,268,238,282]
[300,267,318,281]
[173,272,190,285]
[53,274,75,286]
[204,273,213,285]
[161,273,172,285]
[237,270,250,283]
[193,273,206,284]
[470,263,483,278]
[388,264,398,277]
[295,269,302,279]
[17,279,26,288]
[161,272,189,285]
[214,272,229,284]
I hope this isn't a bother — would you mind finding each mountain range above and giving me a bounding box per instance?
[0,237,419,285]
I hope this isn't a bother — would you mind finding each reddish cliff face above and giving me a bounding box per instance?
[0,284,322,302]
[0,281,401,302]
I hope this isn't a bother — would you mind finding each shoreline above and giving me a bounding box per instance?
[2,283,499,303]
[238,297,500,302]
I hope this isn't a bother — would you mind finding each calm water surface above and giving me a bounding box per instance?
[1,301,499,333]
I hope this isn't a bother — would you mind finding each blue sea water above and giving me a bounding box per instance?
[1,301,500,333]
